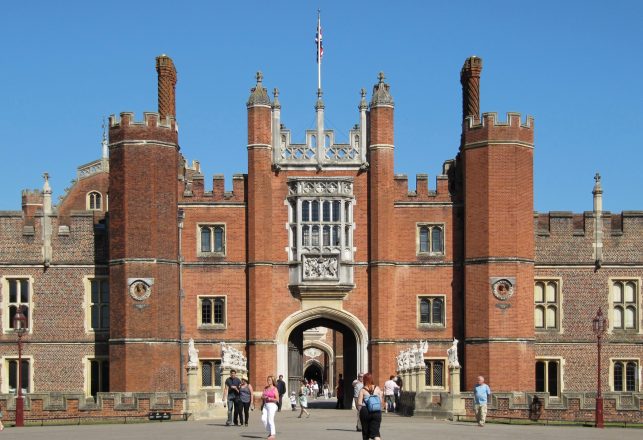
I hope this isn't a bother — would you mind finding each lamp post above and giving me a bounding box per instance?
[13,305,28,427]
[592,307,608,428]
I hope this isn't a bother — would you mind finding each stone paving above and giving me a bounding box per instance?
[0,400,640,440]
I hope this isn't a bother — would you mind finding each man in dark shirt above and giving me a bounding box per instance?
[335,373,345,409]
[223,369,242,426]
[276,374,287,411]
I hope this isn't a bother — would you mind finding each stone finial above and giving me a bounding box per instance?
[315,88,325,110]
[101,117,108,159]
[247,71,271,107]
[272,88,281,109]
[358,88,368,110]
[593,172,602,194]
[370,71,394,107]
[43,172,51,194]
[460,56,483,121]
[155,54,178,120]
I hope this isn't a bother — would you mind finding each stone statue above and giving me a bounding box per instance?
[187,338,199,368]
[447,338,460,368]
[402,350,410,370]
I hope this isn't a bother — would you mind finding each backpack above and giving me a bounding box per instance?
[364,390,381,413]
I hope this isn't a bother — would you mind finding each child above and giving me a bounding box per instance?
[289,392,297,411]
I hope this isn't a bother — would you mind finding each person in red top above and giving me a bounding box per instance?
[261,376,279,439]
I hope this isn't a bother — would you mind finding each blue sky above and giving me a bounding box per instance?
[0,1,641,212]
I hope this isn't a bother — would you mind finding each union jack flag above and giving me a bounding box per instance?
[316,22,323,62]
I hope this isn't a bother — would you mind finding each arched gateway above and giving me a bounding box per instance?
[276,307,368,409]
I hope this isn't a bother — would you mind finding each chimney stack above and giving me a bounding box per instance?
[156,54,177,120]
[460,56,483,121]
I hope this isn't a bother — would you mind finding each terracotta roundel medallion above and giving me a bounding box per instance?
[492,279,514,301]
[129,280,151,301]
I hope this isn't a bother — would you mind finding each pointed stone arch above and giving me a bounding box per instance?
[276,306,368,399]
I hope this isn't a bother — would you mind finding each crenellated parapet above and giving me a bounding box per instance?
[108,112,178,145]
[462,112,534,148]
[535,211,643,237]
[181,171,246,203]
[393,172,452,203]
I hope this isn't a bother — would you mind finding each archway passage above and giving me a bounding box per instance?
[287,317,358,409]
[304,363,323,387]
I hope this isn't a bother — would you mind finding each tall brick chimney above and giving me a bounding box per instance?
[460,56,482,121]
[156,54,177,120]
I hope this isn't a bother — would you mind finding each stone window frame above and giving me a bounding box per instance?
[423,357,447,390]
[197,295,227,329]
[416,223,446,257]
[200,358,223,389]
[416,294,447,329]
[1,276,35,335]
[534,278,563,333]
[287,196,354,262]
[0,355,34,394]
[535,357,564,397]
[83,355,109,397]
[86,191,103,211]
[83,276,109,334]
[609,358,640,392]
[608,278,640,333]
[197,223,227,257]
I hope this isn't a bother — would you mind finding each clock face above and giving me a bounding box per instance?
[129,280,151,301]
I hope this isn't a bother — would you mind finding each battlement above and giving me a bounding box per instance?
[462,112,534,147]
[109,112,177,130]
[465,112,534,130]
[535,210,643,237]
[393,171,451,203]
[108,112,178,145]
[181,172,246,203]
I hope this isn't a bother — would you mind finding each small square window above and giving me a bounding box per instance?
[424,359,445,388]
[201,359,223,388]
[417,224,445,256]
[199,296,226,328]
[198,225,226,256]
[612,360,639,392]
[418,296,445,327]
[611,280,639,331]
[535,359,561,396]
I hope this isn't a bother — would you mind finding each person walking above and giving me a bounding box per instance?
[223,369,242,426]
[297,379,311,418]
[323,383,330,399]
[261,375,279,439]
[393,375,402,413]
[473,375,491,427]
[352,372,364,431]
[383,375,399,413]
[335,374,345,409]
[239,378,254,426]
[276,374,287,411]
[357,373,383,440]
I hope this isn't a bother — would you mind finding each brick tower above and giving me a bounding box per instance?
[246,72,276,387]
[460,57,535,391]
[108,55,181,391]
[368,72,396,383]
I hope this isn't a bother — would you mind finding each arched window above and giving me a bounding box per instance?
[214,226,225,253]
[534,280,560,330]
[198,225,226,255]
[612,280,639,330]
[417,224,445,256]
[418,296,444,326]
[87,191,102,210]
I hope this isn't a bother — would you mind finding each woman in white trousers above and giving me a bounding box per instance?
[261,376,279,439]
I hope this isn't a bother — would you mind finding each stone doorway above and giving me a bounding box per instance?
[277,307,368,410]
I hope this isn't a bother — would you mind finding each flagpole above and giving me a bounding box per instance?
[317,9,321,92]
